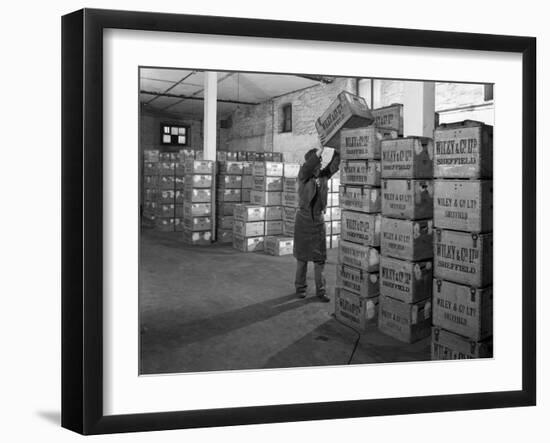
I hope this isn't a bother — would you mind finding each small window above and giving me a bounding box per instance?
[281,104,292,133]
[484,84,494,101]
[161,123,189,146]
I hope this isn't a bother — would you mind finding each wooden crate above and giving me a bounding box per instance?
[283,177,300,193]
[216,216,234,230]
[156,204,176,218]
[434,229,493,287]
[340,126,398,160]
[216,188,242,203]
[233,204,265,222]
[217,202,237,216]
[233,220,265,237]
[173,217,184,232]
[378,295,432,343]
[381,137,434,179]
[186,174,213,188]
[380,256,432,303]
[175,190,184,204]
[339,185,381,213]
[334,288,379,332]
[143,189,158,202]
[250,190,282,206]
[264,236,294,256]
[217,174,242,189]
[183,202,211,218]
[232,235,265,252]
[381,179,433,220]
[241,189,251,202]
[236,151,248,161]
[434,180,493,233]
[253,176,283,192]
[341,160,381,187]
[183,229,212,245]
[159,152,172,162]
[158,175,175,189]
[252,161,284,177]
[341,211,381,247]
[432,279,493,341]
[272,153,283,162]
[217,161,244,175]
[337,263,380,298]
[381,217,433,261]
[315,91,374,149]
[283,207,298,223]
[372,104,404,135]
[143,162,159,175]
[183,216,212,232]
[159,162,176,176]
[184,188,211,203]
[283,220,295,236]
[155,217,175,232]
[184,159,215,175]
[143,175,159,188]
[158,190,175,204]
[143,149,160,162]
[265,220,283,236]
[434,120,493,179]
[265,206,283,221]
[241,175,253,189]
[338,240,380,272]
[431,327,493,360]
[216,229,233,244]
[283,163,301,178]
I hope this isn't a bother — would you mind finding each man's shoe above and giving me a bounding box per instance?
[297,291,307,299]
[317,293,330,303]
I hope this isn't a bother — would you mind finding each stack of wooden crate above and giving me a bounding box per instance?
[378,136,435,343]
[217,161,244,243]
[281,163,300,237]
[142,149,160,228]
[326,172,341,249]
[431,120,493,359]
[334,125,397,330]
[232,204,266,252]
[241,161,253,203]
[182,158,215,245]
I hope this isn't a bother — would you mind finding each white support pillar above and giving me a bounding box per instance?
[203,71,218,161]
[403,81,436,137]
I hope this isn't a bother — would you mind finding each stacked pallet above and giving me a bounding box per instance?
[216,161,244,243]
[378,136,434,343]
[431,120,493,359]
[334,125,397,331]
[182,158,215,245]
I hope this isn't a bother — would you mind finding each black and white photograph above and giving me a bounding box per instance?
[138,68,494,375]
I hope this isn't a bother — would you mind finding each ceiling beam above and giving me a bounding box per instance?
[162,72,236,111]
[140,90,259,106]
[145,71,197,105]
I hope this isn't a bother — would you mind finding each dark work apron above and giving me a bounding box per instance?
[293,209,326,262]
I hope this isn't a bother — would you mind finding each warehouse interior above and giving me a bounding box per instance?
[139,68,494,375]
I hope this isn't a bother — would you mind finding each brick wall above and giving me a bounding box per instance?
[225,77,356,162]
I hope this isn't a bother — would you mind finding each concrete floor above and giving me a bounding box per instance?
[139,230,430,375]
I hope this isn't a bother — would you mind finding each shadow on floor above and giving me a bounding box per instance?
[141,293,324,349]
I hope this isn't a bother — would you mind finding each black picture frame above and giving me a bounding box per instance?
[61,8,537,435]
